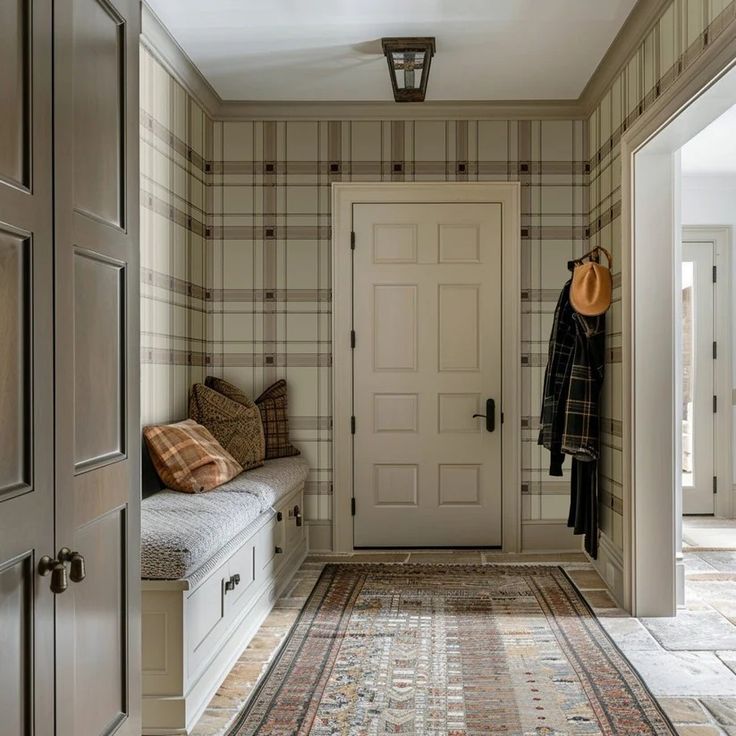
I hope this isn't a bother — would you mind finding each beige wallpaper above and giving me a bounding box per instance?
[140,46,212,425]
[207,118,588,527]
[588,0,736,554]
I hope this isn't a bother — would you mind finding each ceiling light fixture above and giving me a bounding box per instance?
[381,37,436,102]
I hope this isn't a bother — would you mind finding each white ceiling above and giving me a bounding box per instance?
[147,0,638,102]
[681,104,736,175]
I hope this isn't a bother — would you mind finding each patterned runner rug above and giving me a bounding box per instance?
[227,564,675,735]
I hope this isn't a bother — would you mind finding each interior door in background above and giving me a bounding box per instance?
[53,0,141,733]
[352,203,503,547]
[0,1,54,733]
[681,241,715,515]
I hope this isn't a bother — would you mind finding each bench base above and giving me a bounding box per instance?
[141,484,307,735]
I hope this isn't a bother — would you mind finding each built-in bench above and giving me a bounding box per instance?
[140,455,310,735]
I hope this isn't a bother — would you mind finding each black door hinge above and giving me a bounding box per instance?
[713,341,718,359]
[351,416,356,434]
[350,231,356,249]
[713,265,718,283]
[351,497,356,515]
[350,330,356,349]
[714,475,718,494]
[713,395,718,413]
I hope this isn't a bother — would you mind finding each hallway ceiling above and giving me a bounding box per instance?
[681,105,736,175]
[146,0,638,102]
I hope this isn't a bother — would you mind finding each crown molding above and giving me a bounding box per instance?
[140,1,220,115]
[139,0,660,122]
[579,0,673,115]
[216,99,585,121]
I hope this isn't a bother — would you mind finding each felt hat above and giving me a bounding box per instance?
[570,247,613,317]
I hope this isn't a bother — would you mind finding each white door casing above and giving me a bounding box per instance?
[332,183,521,553]
[352,203,503,547]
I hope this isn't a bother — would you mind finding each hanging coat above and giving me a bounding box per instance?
[538,280,605,557]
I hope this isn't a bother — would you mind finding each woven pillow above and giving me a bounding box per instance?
[205,375,254,408]
[254,379,300,460]
[143,419,242,493]
[188,383,265,471]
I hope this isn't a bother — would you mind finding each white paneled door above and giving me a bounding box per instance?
[681,241,715,515]
[352,203,503,547]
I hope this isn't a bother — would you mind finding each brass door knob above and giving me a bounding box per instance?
[38,556,69,594]
[69,552,86,583]
[38,548,86,593]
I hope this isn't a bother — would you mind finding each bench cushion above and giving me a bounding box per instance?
[141,456,309,584]
[215,456,309,508]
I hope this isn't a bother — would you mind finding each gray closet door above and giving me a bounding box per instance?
[53,0,141,734]
[0,2,55,734]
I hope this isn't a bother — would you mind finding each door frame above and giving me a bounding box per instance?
[620,31,736,615]
[332,182,521,553]
[682,226,732,519]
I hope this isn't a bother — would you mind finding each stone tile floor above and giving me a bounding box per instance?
[189,548,736,736]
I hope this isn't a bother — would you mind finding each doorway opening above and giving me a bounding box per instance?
[625,59,736,616]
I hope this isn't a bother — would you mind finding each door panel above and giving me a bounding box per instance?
[73,250,126,469]
[0,2,54,735]
[0,230,31,498]
[0,0,30,189]
[0,553,34,736]
[54,0,141,733]
[72,0,125,227]
[71,509,128,735]
[681,241,715,515]
[353,203,502,547]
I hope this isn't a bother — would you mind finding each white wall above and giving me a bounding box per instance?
[681,174,736,484]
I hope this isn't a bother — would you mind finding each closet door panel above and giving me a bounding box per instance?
[0,2,54,736]
[72,0,124,227]
[69,509,128,735]
[73,249,126,469]
[0,0,30,188]
[0,554,33,736]
[54,0,140,733]
[0,230,31,498]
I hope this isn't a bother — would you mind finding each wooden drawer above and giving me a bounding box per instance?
[255,513,284,576]
[285,496,305,550]
[223,541,256,614]
[185,563,227,680]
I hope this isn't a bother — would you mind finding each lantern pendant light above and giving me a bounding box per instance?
[381,37,436,102]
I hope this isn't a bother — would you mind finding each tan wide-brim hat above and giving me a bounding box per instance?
[569,247,613,317]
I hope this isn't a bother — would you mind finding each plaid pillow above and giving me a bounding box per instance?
[143,419,242,493]
[254,380,300,460]
[189,383,265,471]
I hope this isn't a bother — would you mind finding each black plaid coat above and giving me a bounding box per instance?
[538,281,605,474]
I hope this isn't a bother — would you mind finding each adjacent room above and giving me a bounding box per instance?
[3,1,736,734]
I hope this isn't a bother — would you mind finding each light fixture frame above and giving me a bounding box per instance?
[381,37,436,103]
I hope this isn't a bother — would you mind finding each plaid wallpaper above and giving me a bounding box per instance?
[140,47,213,425]
[139,0,736,547]
[207,118,588,526]
[588,0,736,554]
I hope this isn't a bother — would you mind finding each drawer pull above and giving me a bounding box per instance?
[224,574,241,593]
[275,546,283,554]
[276,511,283,522]
[293,505,302,527]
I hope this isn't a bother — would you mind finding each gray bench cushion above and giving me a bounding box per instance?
[141,456,309,583]
[215,456,309,507]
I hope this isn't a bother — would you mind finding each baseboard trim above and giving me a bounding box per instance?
[521,521,582,552]
[590,531,625,608]
[306,520,332,552]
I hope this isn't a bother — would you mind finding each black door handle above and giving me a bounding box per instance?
[473,399,496,432]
